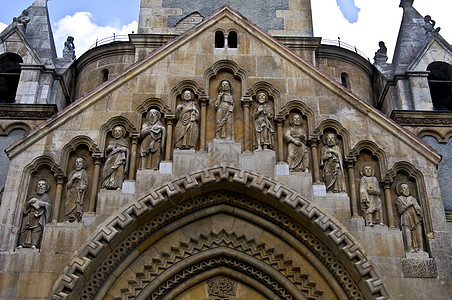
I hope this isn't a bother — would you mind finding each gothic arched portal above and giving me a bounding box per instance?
[52,167,391,300]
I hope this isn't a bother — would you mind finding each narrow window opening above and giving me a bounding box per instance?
[428,62,452,110]
[340,72,350,89]
[228,31,238,48]
[215,31,224,48]
[101,69,109,82]
[0,53,23,103]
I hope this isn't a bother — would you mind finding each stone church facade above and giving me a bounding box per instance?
[0,0,451,299]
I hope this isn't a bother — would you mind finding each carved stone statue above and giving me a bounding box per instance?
[64,157,89,222]
[102,126,130,190]
[13,10,30,30]
[359,165,383,226]
[17,179,52,249]
[396,183,424,253]
[320,133,346,193]
[63,36,76,61]
[140,109,166,169]
[284,113,309,172]
[174,90,199,149]
[215,80,234,139]
[373,41,388,65]
[253,91,274,150]
[423,15,440,35]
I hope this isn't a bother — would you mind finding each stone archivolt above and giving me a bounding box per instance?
[52,167,389,300]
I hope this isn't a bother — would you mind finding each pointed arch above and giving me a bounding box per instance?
[60,135,100,173]
[204,59,248,96]
[314,119,352,156]
[350,140,388,178]
[169,80,206,110]
[98,116,138,153]
[247,81,281,112]
[52,167,391,300]
[280,99,316,136]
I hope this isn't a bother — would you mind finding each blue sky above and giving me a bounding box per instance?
[1,0,451,61]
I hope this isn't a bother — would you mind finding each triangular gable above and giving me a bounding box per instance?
[6,6,441,165]
[408,35,452,71]
[0,25,43,65]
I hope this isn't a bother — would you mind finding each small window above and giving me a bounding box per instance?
[228,31,238,48]
[428,62,452,110]
[0,53,23,103]
[341,72,350,89]
[101,69,109,82]
[215,31,224,48]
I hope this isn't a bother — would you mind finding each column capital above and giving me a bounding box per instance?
[241,96,253,108]
[344,157,357,166]
[164,114,177,124]
[198,96,209,106]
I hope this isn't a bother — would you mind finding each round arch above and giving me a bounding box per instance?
[51,167,391,300]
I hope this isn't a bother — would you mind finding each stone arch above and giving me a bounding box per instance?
[281,99,316,137]
[170,80,205,110]
[247,81,281,112]
[60,135,100,173]
[314,119,351,156]
[350,140,388,179]
[386,161,433,242]
[52,167,391,300]
[417,128,449,143]
[205,59,248,96]
[0,121,31,135]
[98,116,138,153]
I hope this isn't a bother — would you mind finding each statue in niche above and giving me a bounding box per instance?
[253,91,274,150]
[320,132,346,193]
[140,108,166,169]
[63,36,76,61]
[101,126,130,190]
[373,41,388,65]
[64,157,89,222]
[215,79,234,139]
[284,113,309,172]
[174,90,199,149]
[396,183,424,253]
[359,165,383,226]
[17,179,52,249]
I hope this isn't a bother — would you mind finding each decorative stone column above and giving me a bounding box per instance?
[308,138,321,183]
[199,96,209,151]
[276,115,285,162]
[241,96,252,152]
[383,179,396,228]
[164,115,176,161]
[51,173,65,223]
[128,135,139,180]
[345,158,360,218]
[88,154,102,213]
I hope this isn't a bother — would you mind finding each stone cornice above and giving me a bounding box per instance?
[391,110,452,126]
[0,104,57,120]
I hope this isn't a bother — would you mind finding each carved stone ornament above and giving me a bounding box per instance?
[207,276,237,298]
[253,91,274,150]
[320,133,346,193]
[63,36,76,61]
[284,113,309,172]
[17,179,52,249]
[140,109,166,169]
[174,89,199,149]
[395,182,425,253]
[215,79,235,140]
[101,125,130,190]
[359,164,384,226]
[64,157,89,222]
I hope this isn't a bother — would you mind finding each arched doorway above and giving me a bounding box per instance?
[52,167,390,299]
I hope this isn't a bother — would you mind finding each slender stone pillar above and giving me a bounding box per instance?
[383,180,396,228]
[241,97,252,152]
[51,174,65,223]
[276,116,285,162]
[128,135,139,180]
[88,154,102,213]
[345,158,360,218]
[309,138,321,183]
[199,96,209,151]
[164,115,176,161]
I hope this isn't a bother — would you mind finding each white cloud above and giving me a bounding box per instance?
[53,12,137,58]
[312,0,452,62]
[0,22,7,33]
